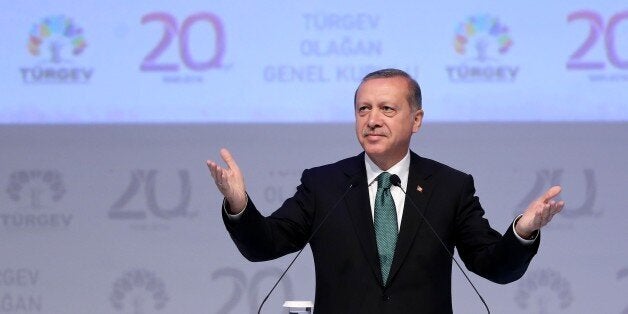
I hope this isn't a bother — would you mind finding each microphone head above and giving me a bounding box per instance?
[390,174,401,187]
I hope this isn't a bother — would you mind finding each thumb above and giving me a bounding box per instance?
[540,185,562,203]
[219,148,240,171]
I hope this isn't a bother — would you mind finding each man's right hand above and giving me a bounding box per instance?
[206,148,247,214]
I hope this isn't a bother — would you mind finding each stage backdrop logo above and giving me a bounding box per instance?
[107,169,196,231]
[566,10,628,82]
[513,169,601,227]
[514,268,573,312]
[211,266,295,313]
[20,15,93,84]
[110,269,169,313]
[2,170,73,229]
[446,14,519,82]
[139,11,227,84]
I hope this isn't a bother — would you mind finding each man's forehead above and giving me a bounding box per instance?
[356,77,411,98]
[359,76,409,89]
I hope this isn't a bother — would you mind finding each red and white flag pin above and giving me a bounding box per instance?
[416,185,423,193]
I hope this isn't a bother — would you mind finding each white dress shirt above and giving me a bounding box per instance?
[364,151,410,231]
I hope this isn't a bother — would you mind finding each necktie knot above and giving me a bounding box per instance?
[377,172,393,190]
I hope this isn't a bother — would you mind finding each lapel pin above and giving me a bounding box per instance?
[416,185,423,193]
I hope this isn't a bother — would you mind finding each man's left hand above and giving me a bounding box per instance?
[515,185,565,239]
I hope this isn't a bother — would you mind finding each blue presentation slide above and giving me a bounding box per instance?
[1,1,627,123]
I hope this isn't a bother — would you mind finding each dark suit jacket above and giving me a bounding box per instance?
[223,151,539,313]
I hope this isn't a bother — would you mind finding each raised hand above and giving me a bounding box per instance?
[515,186,565,239]
[206,148,248,214]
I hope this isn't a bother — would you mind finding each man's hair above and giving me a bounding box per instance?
[354,68,422,110]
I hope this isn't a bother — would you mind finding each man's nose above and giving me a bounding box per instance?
[367,110,382,128]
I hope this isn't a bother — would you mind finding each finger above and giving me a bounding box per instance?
[556,200,565,211]
[220,167,230,186]
[210,163,228,188]
[540,203,551,223]
[206,160,215,174]
[533,211,543,228]
[547,203,563,222]
[207,161,220,181]
[220,148,240,171]
[211,165,221,183]
[206,161,216,178]
[540,185,562,203]
[550,200,565,215]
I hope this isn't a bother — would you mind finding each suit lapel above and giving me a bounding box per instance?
[387,152,435,286]
[343,153,383,285]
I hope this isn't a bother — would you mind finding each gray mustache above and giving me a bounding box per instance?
[362,130,388,136]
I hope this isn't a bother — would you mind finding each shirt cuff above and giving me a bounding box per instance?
[512,214,538,244]
[223,195,248,220]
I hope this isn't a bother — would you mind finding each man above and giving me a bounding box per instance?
[207,69,564,313]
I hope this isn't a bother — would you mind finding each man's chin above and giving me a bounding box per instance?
[363,147,387,158]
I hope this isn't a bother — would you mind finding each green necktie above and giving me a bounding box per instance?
[374,172,398,284]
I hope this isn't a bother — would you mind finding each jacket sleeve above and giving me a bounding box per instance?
[454,174,540,284]
[222,169,317,262]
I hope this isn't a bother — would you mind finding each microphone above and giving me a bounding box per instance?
[257,176,361,314]
[389,174,490,314]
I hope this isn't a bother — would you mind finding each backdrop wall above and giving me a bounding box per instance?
[1,123,627,313]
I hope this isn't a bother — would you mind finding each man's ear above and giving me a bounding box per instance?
[412,109,424,133]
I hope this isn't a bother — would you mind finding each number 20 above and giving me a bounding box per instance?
[140,12,225,71]
[567,10,628,70]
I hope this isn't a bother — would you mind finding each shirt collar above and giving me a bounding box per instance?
[365,151,411,188]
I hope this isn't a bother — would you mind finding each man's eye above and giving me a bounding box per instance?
[358,106,370,112]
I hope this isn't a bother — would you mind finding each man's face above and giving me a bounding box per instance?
[354,76,423,168]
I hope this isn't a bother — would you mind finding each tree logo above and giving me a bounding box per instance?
[454,15,512,62]
[27,15,87,63]
[21,15,93,84]
[2,170,73,229]
[515,268,573,312]
[446,14,519,82]
[110,269,169,313]
[6,170,66,210]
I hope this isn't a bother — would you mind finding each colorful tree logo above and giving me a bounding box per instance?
[454,15,512,61]
[27,15,87,63]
